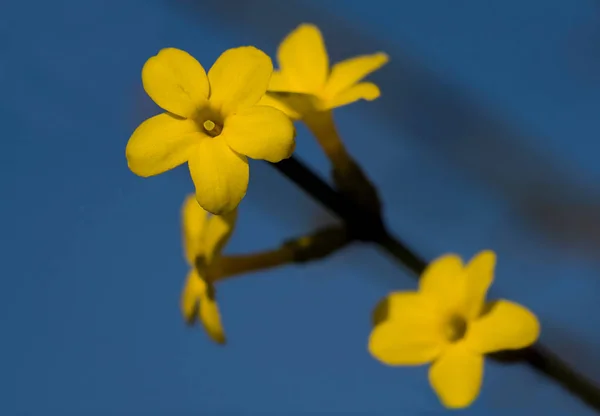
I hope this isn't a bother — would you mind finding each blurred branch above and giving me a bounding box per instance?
[270,157,426,271]
[269,155,600,412]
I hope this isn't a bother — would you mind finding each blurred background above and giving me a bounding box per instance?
[2,0,600,414]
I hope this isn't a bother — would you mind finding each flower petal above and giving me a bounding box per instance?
[429,343,484,409]
[204,208,238,264]
[372,291,440,324]
[324,52,389,98]
[465,300,540,354]
[199,281,226,344]
[258,93,302,120]
[224,106,295,162]
[464,251,496,319]
[277,24,329,93]
[269,71,289,91]
[208,46,272,116]
[321,82,381,110]
[268,71,307,94]
[369,323,443,366]
[181,269,204,324]
[188,137,249,215]
[419,254,466,313]
[126,113,202,177]
[181,194,209,265]
[180,269,226,344]
[369,292,445,365]
[142,48,209,118]
[260,92,317,119]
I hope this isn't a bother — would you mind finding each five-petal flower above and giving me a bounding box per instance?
[126,47,296,215]
[259,23,389,119]
[180,194,237,344]
[369,251,540,409]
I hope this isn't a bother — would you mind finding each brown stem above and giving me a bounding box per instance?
[303,110,383,217]
[211,226,351,282]
[212,248,294,281]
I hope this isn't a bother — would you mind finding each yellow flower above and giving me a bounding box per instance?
[369,251,540,409]
[126,47,296,215]
[259,23,389,119]
[180,194,237,344]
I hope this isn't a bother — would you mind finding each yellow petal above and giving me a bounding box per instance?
[465,300,540,354]
[371,295,390,327]
[324,52,389,98]
[258,93,301,120]
[277,23,329,93]
[429,343,484,409]
[268,71,306,94]
[188,137,249,215]
[224,106,296,162]
[463,251,496,319]
[142,48,210,118]
[208,46,272,116]
[126,113,202,177]
[180,269,204,324]
[321,82,381,110]
[181,194,209,265]
[199,281,226,344]
[369,292,445,365]
[204,208,238,264]
[369,323,443,366]
[419,254,466,313]
[180,269,226,344]
[269,71,288,91]
[373,291,440,323]
[261,92,318,119]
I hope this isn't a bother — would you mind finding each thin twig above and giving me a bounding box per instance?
[269,156,600,412]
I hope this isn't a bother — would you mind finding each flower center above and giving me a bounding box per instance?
[444,314,468,342]
[194,106,224,138]
[202,119,222,137]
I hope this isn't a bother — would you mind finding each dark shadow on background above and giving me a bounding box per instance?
[172,0,600,261]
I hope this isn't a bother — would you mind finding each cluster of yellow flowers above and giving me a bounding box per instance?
[126,24,540,410]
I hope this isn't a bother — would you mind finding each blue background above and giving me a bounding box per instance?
[2,0,600,414]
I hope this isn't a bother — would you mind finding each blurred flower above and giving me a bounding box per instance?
[258,24,387,211]
[369,251,540,409]
[180,194,237,344]
[259,23,388,119]
[126,47,296,215]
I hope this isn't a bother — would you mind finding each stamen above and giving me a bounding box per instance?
[202,119,222,137]
[445,314,468,342]
[203,120,216,132]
